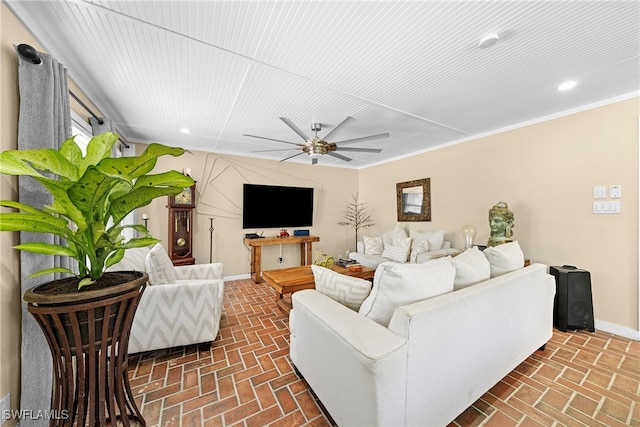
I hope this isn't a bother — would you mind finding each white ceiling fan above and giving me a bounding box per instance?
[244,116,389,164]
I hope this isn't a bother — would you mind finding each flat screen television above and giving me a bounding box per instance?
[242,184,314,229]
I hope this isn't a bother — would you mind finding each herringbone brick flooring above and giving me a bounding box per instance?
[128,279,640,426]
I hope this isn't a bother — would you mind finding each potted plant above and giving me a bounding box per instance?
[0,131,194,426]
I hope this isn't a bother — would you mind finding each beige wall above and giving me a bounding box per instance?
[359,98,639,334]
[146,152,359,276]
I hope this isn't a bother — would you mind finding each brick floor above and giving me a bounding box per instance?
[128,279,640,426]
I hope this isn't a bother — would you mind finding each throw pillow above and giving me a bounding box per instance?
[483,241,525,278]
[363,235,384,255]
[145,243,177,285]
[409,239,429,263]
[453,246,491,290]
[381,237,411,262]
[409,229,445,252]
[382,225,409,247]
[359,257,455,327]
[312,265,373,311]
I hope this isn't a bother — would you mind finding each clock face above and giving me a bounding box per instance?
[173,187,192,205]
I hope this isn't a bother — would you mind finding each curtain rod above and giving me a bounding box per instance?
[17,43,130,149]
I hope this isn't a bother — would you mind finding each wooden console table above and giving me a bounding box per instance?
[244,235,320,283]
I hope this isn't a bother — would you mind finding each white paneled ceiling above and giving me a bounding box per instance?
[7,0,640,168]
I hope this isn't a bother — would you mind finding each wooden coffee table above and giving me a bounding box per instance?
[262,264,375,313]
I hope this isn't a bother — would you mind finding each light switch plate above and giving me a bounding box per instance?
[609,185,621,198]
[593,185,607,199]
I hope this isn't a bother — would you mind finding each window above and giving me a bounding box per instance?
[71,111,92,154]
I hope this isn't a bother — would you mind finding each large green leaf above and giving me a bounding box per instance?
[0,200,49,215]
[27,267,76,279]
[0,213,73,239]
[59,137,82,166]
[109,186,185,225]
[78,132,118,176]
[35,178,87,231]
[14,242,77,257]
[118,237,158,249]
[134,170,195,189]
[97,143,186,180]
[0,148,78,180]
[68,166,127,220]
[105,248,125,269]
[0,152,40,177]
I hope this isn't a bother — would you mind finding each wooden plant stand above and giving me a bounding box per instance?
[24,273,147,427]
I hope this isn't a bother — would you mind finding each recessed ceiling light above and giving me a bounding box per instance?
[558,81,577,91]
[180,128,190,134]
[478,32,500,49]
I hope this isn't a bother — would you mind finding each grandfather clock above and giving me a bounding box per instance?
[168,184,196,266]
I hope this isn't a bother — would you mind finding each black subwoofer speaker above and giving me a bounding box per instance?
[550,265,595,332]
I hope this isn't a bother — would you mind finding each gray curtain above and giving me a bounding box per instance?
[17,47,71,426]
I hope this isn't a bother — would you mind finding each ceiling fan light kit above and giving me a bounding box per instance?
[245,116,389,164]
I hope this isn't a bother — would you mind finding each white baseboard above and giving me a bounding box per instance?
[223,273,251,281]
[595,319,640,341]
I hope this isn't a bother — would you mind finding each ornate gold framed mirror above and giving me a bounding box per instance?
[396,178,431,222]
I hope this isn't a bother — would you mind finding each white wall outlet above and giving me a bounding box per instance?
[593,201,602,213]
[609,185,622,198]
[609,200,621,213]
[0,393,10,426]
[593,185,607,199]
[593,201,621,214]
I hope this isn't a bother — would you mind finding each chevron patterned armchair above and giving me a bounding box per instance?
[108,244,224,354]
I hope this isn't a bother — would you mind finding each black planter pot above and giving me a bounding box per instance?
[23,271,147,427]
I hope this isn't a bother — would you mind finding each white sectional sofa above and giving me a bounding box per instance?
[290,252,555,426]
[349,225,461,269]
[108,244,224,354]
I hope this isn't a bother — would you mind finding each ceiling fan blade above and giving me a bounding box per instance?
[334,147,382,153]
[280,151,306,162]
[243,134,301,146]
[327,152,352,162]
[280,117,310,141]
[311,158,319,165]
[334,132,390,146]
[251,148,299,153]
[323,116,356,141]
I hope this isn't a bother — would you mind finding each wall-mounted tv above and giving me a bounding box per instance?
[242,184,314,229]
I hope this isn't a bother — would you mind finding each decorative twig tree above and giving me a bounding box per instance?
[338,192,375,251]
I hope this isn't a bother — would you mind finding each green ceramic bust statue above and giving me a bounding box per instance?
[487,201,514,247]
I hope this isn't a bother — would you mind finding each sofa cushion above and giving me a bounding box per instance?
[453,246,491,290]
[483,241,525,277]
[145,243,177,285]
[410,229,445,251]
[381,237,411,262]
[312,265,373,311]
[363,235,384,255]
[415,247,462,263]
[383,225,409,247]
[359,257,455,327]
